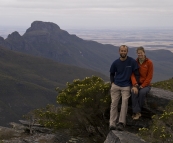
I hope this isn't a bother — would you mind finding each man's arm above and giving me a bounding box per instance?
[134,68,140,85]
[131,69,140,86]
[110,73,115,84]
[131,69,140,94]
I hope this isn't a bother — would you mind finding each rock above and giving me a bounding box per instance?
[126,87,173,129]
[0,36,4,41]
[104,87,173,142]
[18,120,52,134]
[2,133,56,143]
[26,21,61,33]
[0,126,23,139]
[104,130,147,143]
[147,87,173,113]
[9,122,26,131]
[19,120,43,127]
[1,120,90,143]
[6,31,21,40]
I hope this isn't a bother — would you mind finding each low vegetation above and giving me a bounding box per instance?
[25,76,111,142]
[152,78,173,92]
[139,100,173,143]
[138,78,173,142]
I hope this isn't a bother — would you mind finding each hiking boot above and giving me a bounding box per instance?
[133,112,141,120]
[116,122,125,131]
[109,125,116,130]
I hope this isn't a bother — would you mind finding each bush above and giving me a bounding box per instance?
[56,76,110,109]
[26,76,111,142]
[152,78,173,92]
[139,100,173,143]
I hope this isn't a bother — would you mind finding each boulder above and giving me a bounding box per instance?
[104,87,173,143]
[104,130,147,143]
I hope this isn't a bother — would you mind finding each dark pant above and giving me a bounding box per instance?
[131,86,151,113]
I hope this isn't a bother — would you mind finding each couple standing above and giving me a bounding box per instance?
[109,45,153,131]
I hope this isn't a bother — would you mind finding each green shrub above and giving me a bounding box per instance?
[139,100,173,143]
[56,76,110,108]
[25,76,111,142]
[152,78,173,92]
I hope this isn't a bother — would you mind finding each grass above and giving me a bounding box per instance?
[152,78,173,92]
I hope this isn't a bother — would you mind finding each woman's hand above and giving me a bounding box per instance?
[139,86,143,89]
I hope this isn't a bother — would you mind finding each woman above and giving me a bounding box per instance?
[131,46,153,120]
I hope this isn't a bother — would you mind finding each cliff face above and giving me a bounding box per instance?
[25,21,61,33]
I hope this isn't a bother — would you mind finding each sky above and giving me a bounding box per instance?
[0,0,173,30]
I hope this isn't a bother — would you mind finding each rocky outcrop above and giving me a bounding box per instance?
[104,87,173,143]
[1,120,88,143]
[0,87,172,143]
[104,130,147,143]
[24,21,61,34]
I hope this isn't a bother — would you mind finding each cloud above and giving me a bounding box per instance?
[0,0,173,29]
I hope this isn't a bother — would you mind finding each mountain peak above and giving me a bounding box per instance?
[7,31,21,40]
[0,36,4,41]
[25,21,61,33]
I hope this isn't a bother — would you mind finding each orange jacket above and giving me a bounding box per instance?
[131,57,153,87]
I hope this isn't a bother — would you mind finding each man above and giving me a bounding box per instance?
[109,45,139,131]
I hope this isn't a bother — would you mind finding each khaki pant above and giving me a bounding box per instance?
[110,83,130,127]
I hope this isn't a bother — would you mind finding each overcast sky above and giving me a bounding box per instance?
[0,0,173,30]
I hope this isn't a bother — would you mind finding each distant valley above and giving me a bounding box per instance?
[1,27,173,52]
[0,21,172,82]
[67,28,173,53]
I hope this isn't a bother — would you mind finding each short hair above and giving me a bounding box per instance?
[119,45,128,51]
[136,46,145,53]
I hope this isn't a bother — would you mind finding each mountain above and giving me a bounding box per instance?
[0,46,108,126]
[0,21,173,82]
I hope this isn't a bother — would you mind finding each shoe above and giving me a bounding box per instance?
[109,125,116,130]
[132,113,141,120]
[116,122,125,131]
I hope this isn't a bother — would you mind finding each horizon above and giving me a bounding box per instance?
[0,22,173,37]
[0,22,173,53]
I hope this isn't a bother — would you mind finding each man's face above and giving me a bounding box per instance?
[119,46,128,58]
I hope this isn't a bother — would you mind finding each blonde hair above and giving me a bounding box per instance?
[136,46,145,53]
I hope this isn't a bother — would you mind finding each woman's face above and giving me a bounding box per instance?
[137,50,145,60]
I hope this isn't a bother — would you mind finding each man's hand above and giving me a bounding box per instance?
[111,83,115,86]
[131,87,138,94]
